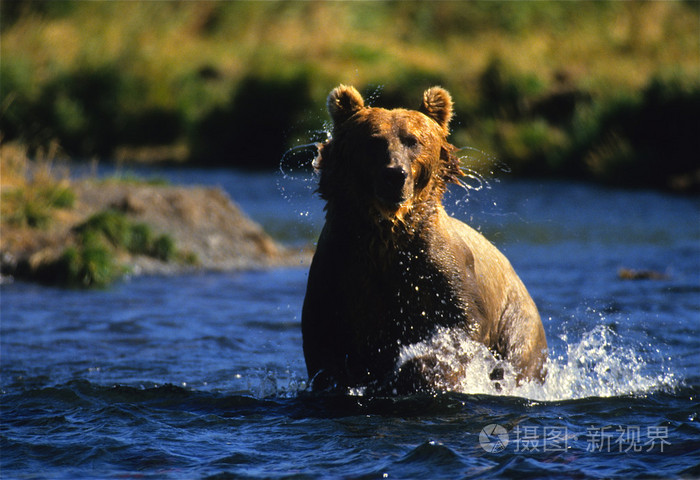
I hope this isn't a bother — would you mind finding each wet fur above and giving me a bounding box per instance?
[303,85,547,393]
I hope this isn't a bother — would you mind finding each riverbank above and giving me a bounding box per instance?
[2,1,698,191]
[0,145,310,288]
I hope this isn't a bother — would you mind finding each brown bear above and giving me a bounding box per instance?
[302,85,547,394]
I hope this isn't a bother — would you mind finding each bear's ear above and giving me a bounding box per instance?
[327,85,365,126]
[420,86,453,133]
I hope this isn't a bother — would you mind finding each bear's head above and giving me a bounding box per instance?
[315,85,462,227]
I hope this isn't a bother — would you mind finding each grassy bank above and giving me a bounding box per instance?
[1,1,698,190]
[0,145,190,287]
[0,143,310,288]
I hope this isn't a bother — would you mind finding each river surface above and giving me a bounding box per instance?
[1,167,699,479]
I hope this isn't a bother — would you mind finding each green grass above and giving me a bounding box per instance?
[26,230,120,288]
[1,182,76,228]
[75,209,178,260]
[28,209,188,288]
[0,145,196,288]
[569,73,700,187]
[1,1,698,188]
[57,234,120,288]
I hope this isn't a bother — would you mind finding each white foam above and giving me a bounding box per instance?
[397,324,678,401]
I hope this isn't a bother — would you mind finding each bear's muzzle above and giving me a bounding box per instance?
[376,166,412,209]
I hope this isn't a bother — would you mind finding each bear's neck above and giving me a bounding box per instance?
[324,196,444,253]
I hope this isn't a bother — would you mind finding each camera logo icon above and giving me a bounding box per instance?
[479,424,509,453]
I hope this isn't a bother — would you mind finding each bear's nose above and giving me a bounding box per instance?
[381,167,408,190]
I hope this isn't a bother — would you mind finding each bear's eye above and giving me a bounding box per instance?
[400,134,418,148]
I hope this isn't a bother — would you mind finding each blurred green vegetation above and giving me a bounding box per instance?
[29,209,190,288]
[75,209,177,261]
[1,0,698,190]
[1,144,199,288]
[0,147,76,228]
[45,233,121,288]
[1,181,75,228]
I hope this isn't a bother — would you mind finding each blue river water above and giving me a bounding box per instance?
[1,167,699,479]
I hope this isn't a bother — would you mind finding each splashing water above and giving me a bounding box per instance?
[276,141,323,217]
[448,146,512,211]
[397,324,678,402]
[518,324,678,401]
[363,85,386,107]
[454,146,494,194]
